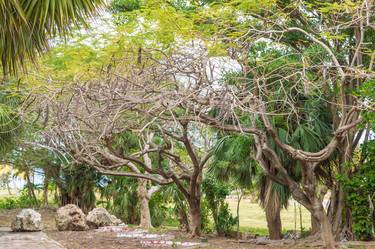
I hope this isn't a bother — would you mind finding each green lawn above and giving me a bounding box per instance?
[227,198,311,233]
[0,189,14,197]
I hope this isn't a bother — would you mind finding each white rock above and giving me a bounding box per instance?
[86,208,122,228]
[55,204,88,231]
[11,209,43,232]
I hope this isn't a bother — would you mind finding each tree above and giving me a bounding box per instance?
[158,184,190,232]
[0,164,13,195]
[31,1,373,247]
[98,176,140,224]
[52,115,212,235]
[44,57,214,235]
[338,79,375,240]
[210,134,290,240]
[44,37,363,246]
[209,134,258,237]
[194,2,373,245]
[10,143,101,212]
[0,0,103,76]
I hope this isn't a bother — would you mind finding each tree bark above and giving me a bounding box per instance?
[177,204,190,232]
[137,178,153,229]
[288,180,337,248]
[311,213,320,235]
[236,191,243,239]
[6,181,11,195]
[188,198,201,237]
[43,177,49,208]
[265,205,282,240]
[314,206,336,249]
[25,170,38,205]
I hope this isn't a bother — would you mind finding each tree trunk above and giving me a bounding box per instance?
[311,214,320,235]
[6,181,11,195]
[188,198,201,237]
[25,170,38,205]
[321,222,336,249]
[43,177,49,208]
[177,204,190,232]
[332,185,345,236]
[236,191,243,239]
[137,179,152,229]
[265,204,282,240]
[289,182,337,248]
[313,200,336,249]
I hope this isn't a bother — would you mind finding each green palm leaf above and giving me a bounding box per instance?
[0,0,104,75]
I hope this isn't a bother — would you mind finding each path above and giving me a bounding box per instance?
[0,227,65,249]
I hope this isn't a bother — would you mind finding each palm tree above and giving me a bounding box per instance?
[0,0,103,76]
[258,172,290,240]
[98,176,140,224]
[153,184,189,229]
[209,134,269,237]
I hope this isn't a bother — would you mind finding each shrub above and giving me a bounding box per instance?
[338,140,375,240]
[0,197,18,209]
[202,175,237,236]
[0,192,39,209]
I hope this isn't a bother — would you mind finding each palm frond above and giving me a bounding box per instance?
[0,0,104,75]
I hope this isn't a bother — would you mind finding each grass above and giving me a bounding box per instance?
[0,189,14,197]
[226,198,311,234]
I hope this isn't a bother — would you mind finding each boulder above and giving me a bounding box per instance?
[86,208,123,228]
[55,204,88,231]
[11,209,43,232]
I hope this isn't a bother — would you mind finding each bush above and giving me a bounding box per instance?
[0,192,39,209]
[149,191,169,227]
[201,199,213,233]
[338,140,375,240]
[216,202,237,236]
[202,175,237,236]
[0,197,18,209]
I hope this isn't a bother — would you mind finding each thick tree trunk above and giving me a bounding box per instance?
[332,184,345,237]
[289,183,337,248]
[137,179,152,229]
[311,214,320,235]
[315,208,336,249]
[188,198,201,237]
[265,205,282,240]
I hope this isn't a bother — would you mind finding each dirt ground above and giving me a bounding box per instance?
[46,230,303,249]
[2,209,375,249]
[0,208,57,230]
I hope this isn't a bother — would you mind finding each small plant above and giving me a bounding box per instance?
[202,175,237,236]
